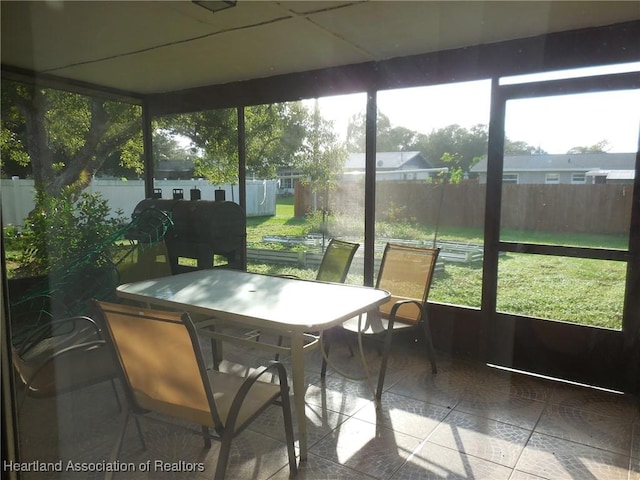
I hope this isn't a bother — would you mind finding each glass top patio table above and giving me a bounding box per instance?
[116,268,390,460]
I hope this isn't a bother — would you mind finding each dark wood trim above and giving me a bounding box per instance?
[1,227,20,478]
[491,312,626,391]
[147,20,640,116]
[428,301,628,392]
[499,243,631,262]
[142,101,154,199]
[622,127,640,389]
[237,107,247,271]
[363,90,377,288]
[428,303,485,360]
[237,107,246,213]
[481,77,505,360]
[0,64,143,105]
[148,61,377,116]
[501,71,640,99]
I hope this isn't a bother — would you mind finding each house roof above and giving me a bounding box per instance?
[470,152,637,173]
[345,152,431,171]
[2,2,639,99]
[586,169,635,180]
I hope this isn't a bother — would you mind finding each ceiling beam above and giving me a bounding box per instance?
[0,65,144,105]
[147,20,640,117]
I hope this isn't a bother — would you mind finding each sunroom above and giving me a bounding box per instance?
[2,2,640,479]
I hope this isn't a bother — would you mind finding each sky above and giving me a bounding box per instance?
[312,62,640,154]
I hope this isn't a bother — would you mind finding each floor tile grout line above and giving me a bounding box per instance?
[630,422,640,462]
[377,367,637,479]
[535,393,636,457]
[385,407,459,480]
[21,349,639,480]
[529,429,635,458]
[510,388,552,478]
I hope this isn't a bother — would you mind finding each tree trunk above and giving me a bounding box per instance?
[13,87,140,198]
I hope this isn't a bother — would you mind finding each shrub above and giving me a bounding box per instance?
[2,224,21,250]
[15,190,126,277]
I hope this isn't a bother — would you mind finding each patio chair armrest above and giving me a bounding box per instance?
[238,361,290,397]
[387,299,424,330]
[16,315,103,356]
[46,339,107,360]
[224,361,290,433]
[16,339,109,402]
[10,293,73,341]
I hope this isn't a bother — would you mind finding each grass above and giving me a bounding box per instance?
[245,197,628,330]
[246,196,307,245]
[4,196,626,330]
[495,254,625,329]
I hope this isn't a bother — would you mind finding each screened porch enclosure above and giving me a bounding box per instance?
[3,1,639,394]
[2,3,640,476]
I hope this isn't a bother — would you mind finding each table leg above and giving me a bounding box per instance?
[290,331,307,460]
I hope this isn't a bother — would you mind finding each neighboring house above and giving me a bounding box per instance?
[277,151,443,194]
[277,168,303,195]
[470,152,636,184]
[343,151,442,182]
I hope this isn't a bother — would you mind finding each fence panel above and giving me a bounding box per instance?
[296,182,632,235]
[1,179,277,228]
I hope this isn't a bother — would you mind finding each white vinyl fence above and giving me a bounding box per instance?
[1,178,277,228]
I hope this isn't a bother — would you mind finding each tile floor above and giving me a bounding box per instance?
[16,331,640,479]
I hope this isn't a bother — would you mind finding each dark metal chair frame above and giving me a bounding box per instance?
[270,238,360,361]
[12,315,120,411]
[315,238,360,283]
[321,243,440,401]
[96,300,297,480]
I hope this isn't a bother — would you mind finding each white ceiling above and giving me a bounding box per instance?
[2,1,640,96]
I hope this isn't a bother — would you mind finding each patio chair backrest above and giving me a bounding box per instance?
[11,315,120,410]
[316,239,360,283]
[376,243,440,325]
[96,301,222,428]
[115,241,172,285]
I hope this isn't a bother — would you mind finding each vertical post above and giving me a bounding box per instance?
[237,106,247,270]
[142,100,155,199]
[364,90,377,287]
[1,215,20,479]
[623,124,640,391]
[481,77,506,360]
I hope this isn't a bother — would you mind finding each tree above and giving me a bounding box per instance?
[504,139,546,155]
[346,115,488,172]
[245,103,310,179]
[566,140,611,154]
[1,81,143,196]
[151,130,195,166]
[345,112,368,153]
[162,103,312,185]
[346,111,419,153]
[346,112,548,174]
[158,109,237,185]
[413,124,488,173]
[297,100,347,194]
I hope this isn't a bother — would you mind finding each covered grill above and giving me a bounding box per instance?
[132,198,246,272]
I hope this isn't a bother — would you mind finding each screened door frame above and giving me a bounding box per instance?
[481,70,640,391]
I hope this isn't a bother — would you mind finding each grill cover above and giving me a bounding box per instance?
[132,199,246,272]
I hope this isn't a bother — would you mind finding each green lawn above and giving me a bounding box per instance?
[246,196,307,245]
[4,196,627,330]
[246,197,628,330]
